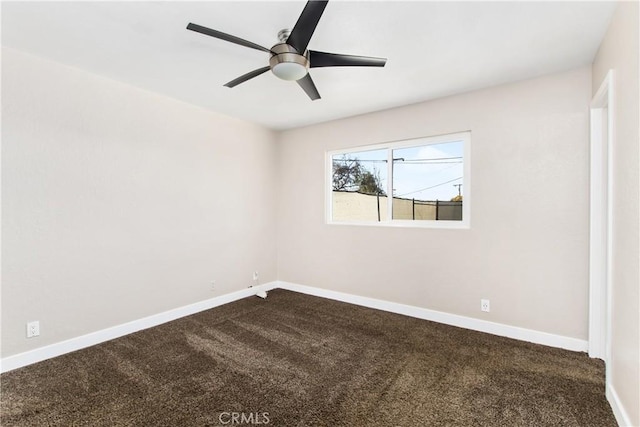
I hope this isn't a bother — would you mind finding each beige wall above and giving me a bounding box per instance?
[592,1,640,424]
[333,192,390,222]
[1,48,278,357]
[278,66,592,340]
[332,192,461,222]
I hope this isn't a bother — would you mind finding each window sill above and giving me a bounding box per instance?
[327,220,470,229]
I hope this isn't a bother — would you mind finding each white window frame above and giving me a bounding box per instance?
[326,131,471,229]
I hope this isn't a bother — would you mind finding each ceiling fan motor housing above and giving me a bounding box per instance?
[269,43,310,81]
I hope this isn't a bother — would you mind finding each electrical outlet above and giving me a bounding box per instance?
[26,321,40,338]
[481,299,490,313]
[253,271,259,281]
[210,280,216,292]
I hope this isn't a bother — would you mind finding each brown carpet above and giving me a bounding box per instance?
[1,289,616,426]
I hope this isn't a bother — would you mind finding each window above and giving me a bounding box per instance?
[327,132,470,228]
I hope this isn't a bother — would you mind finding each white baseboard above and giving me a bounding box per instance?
[274,281,589,352]
[0,281,590,374]
[607,382,634,427]
[0,283,275,374]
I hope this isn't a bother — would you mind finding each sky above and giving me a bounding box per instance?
[333,140,464,202]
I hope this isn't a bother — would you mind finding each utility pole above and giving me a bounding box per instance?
[453,184,462,196]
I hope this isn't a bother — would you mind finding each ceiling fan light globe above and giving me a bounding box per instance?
[272,62,308,81]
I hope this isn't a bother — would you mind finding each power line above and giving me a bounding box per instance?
[395,161,462,164]
[396,176,463,197]
[332,159,387,163]
[396,156,462,162]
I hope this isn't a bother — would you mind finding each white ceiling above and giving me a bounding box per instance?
[2,1,616,130]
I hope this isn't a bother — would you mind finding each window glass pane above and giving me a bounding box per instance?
[391,141,464,221]
[331,149,388,222]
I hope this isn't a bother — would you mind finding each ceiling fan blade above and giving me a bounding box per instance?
[187,23,272,54]
[309,50,387,68]
[297,73,321,100]
[286,1,328,54]
[224,66,271,88]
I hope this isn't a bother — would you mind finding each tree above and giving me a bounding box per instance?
[359,170,386,196]
[332,155,386,196]
[332,155,363,192]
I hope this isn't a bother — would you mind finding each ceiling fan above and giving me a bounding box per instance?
[186,0,387,101]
